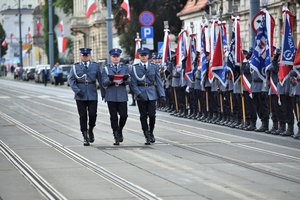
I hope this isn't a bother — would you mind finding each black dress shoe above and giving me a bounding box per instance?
[118,130,124,143]
[149,132,155,143]
[82,131,90,146]
[144,131,151,145]
[113,131,120,145]
[88,129,95,143]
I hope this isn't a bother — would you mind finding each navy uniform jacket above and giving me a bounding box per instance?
[102,63,129,102]
[68,61,101,100]
[130,62,165,101]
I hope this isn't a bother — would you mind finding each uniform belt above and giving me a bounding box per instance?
[77,80,96,85]
[137,83,154,87]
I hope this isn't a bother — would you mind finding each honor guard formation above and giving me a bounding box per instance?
[68,43,300,146]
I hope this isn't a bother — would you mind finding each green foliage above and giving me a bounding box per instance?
[54,0,73,16]
[42,0,59,65]
[102,0,187,56]
[0,23,8,57]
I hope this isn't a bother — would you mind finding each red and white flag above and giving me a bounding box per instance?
[233,16,243,66]
[294,41,300,69]
[121,0,130,20]
[133,34,141,64]
[86,0,97,18]
[161,27,170,67]
[58,20,64,35]
[36,20,42,36]
[1,40,7,47]
[57,36,68,53]
[211,23,224,71]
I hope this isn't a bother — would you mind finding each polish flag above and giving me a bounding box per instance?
[57,36,68,53]
[86,0,97,18]
[1,40,7,47]
[58,20,64,35]
[121,0,130,20]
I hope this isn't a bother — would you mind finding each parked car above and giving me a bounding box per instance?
[35,65,50,83]
[22,66,35,81]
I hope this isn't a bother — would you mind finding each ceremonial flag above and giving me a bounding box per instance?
[250,16,271,81]
[133,34,141,64]
[161,27,170,67]
[280,7,296,65]
[279,7,296,85]
[121,0,130,20]
[86,0,97,18]
[36,20,42,36]
[176,29,188,72]
[200,24,207,83]
[185,32,197,82]
[293,41,300,75]
[211,22,227,86]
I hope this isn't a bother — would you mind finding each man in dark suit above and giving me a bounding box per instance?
[130,47,166,145]
[102,48,130,145]
[68,48,102,146]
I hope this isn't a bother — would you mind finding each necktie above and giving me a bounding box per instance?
[114,64,118,71]
[144,64,147,71]
[84,62,88,69]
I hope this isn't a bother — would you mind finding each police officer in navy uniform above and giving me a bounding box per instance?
[130,47,166,145]
[68,48,102,146]
[102,48,130,145]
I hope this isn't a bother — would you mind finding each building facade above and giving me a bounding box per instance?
[71,0,108,63]
[177,0,300,51]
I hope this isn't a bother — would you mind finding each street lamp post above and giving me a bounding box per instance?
[106,0,113,64]
[18,0,23,68]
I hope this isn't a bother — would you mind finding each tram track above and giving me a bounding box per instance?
[1,85,300,187]
[0,140,67,200]
[0,111,162,200]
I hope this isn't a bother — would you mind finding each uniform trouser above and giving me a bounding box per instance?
[188,88,197,114]
[252,92,269,122]
[176,86,186,111]
[222,91,231,117]
[244,91,257,123]
[270,94,279,123]
[205,87,214,117]
[294,96,300,127]
[137,100,156,133]
[76,100,98,132]
[233,93,242,122]
[279,94,294,125]
[165,87,172,108]
[54,76,59,85]
[195,89,204,114]
[107,101,128,131]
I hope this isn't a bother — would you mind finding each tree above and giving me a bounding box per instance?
[102,0,187,56]
[54,0,73,16]
[0,23,8,58]
[42,0,59,65]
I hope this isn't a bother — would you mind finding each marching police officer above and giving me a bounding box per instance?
[102,48,130,145]
[130,47,166,145]
[68,48,102,146]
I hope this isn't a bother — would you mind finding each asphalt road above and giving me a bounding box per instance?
[0,78,300,200]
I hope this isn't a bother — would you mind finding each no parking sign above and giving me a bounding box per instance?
[139,11,155,26]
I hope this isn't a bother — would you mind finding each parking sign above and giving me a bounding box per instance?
[141,26,154,39]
